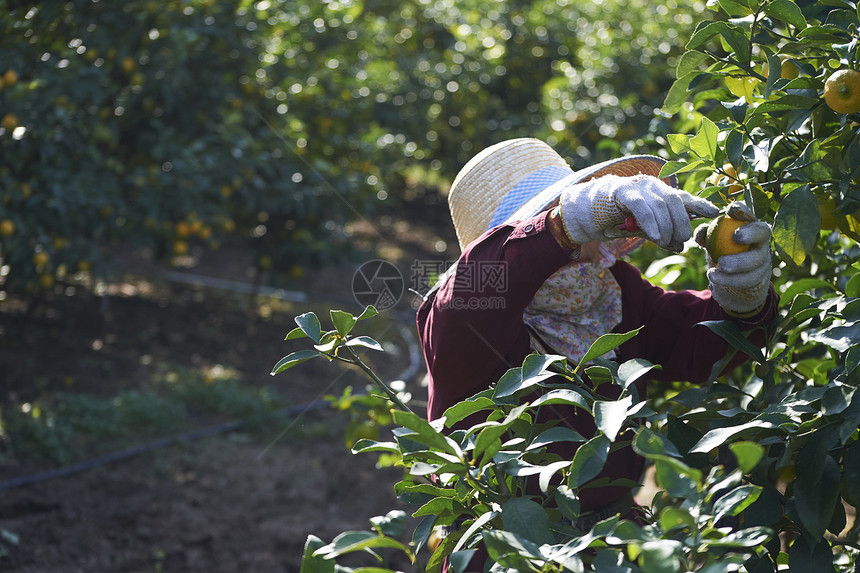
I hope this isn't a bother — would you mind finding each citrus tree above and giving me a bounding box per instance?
[0,0,703,297]
[272,1,860,571]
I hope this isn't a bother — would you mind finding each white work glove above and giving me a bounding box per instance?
[693,202,772,315]
[558,174,720,252]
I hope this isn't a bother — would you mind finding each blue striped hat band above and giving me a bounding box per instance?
[487,165,573,230]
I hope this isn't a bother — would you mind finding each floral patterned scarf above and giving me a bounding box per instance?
[523,238,641,363]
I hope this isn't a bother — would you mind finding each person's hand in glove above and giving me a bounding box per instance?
[693,201,772,316]
[558,174,720,252]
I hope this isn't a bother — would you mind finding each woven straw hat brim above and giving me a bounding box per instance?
[504,155,673,234]
[448,138,570,251]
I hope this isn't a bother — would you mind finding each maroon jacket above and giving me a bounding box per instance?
[416,209,777,510]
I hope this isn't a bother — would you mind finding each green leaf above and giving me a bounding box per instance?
[351,439,400,455]
[676,50,710,77]
[270,349,323,375]
[494,366,553,398]
[554,485,581,522]
[568,434,610,487]
[474,424,507,465]
[295,312,322,343]
[691,419,780,453]
[451,511,498,554]
[841,440,860,508]
[729,441,764,473]
[699,320,765,363]
[392,410,461,456]
[663,72,698,114]
[659,158,707,177]
[501,498,555,546]
[314,531,415,562]
[795,450,840,540]
[638,539,682,573]
[449,550,478,573]
[300,535,335,573]
[528,427,586,451]
[412,497,467,518]
[575,328,641,374]
[714,485,762,523]
[356,305,379,321]
[773,185,821,266]
[764,0,807,29]
[344,336,384,351]
[821,384,855,416]
[659,506,696,531]
[370,510,406,537]
[809,321,860,353]
[633,427,683,459]
[531,388,590,411]
[788,539,836,573]
[719,0,754,17]
[654,457,700,499]
[700,526,772,548]
[481,530,543,567]
[686,21,733,51]
[285,326,307,340]
[779,278,833,307]
[617,359,658,393]
[594,396,633,442]
[441,396,496,427]
[539,460,574,495]
[689,117,720,160]
[330,309,357,336]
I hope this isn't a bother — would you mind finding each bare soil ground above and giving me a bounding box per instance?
[0,204,457,572]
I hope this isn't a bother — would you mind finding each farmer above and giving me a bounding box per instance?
[415,138,776,543]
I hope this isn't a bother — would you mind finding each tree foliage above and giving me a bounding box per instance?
[0,0,702,293]
[272,0,860,571]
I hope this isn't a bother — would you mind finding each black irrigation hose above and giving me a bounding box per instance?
[0,400,330,491]
[0,272,425,492]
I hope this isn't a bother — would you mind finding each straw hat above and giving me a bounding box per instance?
[448,138,678,251]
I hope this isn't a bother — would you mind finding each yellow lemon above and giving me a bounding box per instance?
[705,215,751,264]
[708,164,743,194]
[33,251,49,267]
[824,69,860,115]
[1,114,18,130]
[0,219,14,236]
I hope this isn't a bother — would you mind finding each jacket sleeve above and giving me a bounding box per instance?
[610,260,778,384]
[417,211,575,421]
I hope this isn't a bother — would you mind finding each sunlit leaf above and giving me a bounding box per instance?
[330,309,357,336]
[729,441,764,473]
[270,349,323,375]
[295,312,322,343]
[575,328,641,374]
[594,396,633,442]
[301,535,335,573]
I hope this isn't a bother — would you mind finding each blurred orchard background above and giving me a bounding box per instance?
[1,0,851,571]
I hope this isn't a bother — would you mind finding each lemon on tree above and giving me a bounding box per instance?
[707,164,743,195]
[0,219,14,237]
[1,114,18,130]
[823,69,860,115]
